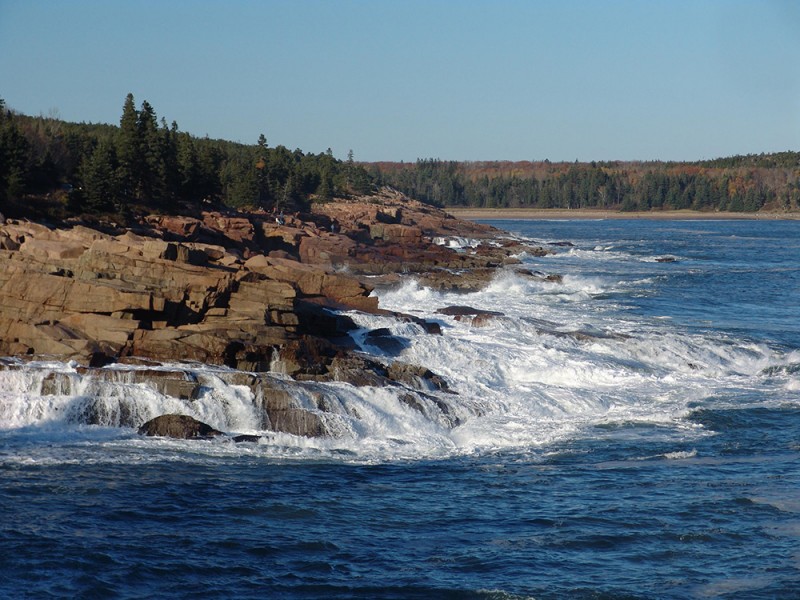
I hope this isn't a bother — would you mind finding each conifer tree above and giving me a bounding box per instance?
[0,99,31,205]
[316,168,333,200]
[279,171,303,211]
[177,133,201,201]
[79,141,120,213]
[116,93,140,202]
[196,139,222,202]
[137,100,163,202]
[255,134,271,207]
[158,119,181,207]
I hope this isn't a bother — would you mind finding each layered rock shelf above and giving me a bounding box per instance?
[0,189,551,437]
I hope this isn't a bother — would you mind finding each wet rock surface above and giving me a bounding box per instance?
[138,414,224,439]
[435,305,506,327]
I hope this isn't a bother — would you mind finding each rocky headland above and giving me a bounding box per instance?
[0,189,551,438]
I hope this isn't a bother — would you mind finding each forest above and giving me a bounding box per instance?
[1,94,799,219]
[368,156,800,212]
[0,94,372,221]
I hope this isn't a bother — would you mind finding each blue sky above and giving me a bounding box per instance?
[1,0,798,162]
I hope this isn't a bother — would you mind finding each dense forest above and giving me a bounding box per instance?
[2,94,799,219]
[0,94,372,220]
[368,155,800,212]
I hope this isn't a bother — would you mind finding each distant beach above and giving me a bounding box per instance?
[445,207,800,221]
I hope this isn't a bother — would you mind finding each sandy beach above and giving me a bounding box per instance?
[445,207,800,221]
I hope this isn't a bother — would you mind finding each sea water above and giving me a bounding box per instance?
[1,219,799,599]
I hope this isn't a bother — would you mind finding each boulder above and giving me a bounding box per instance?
[386,362,451,393]
[271,336,339,377]
[137,414,224,439]
[435,305,505,327]
[415,268,498,292]
[364,328,409,355]
[436,305,504,318]
[201,214,256,245]
[298,233,355,265]
[233,434,262,443]
[516,269,564,283]
[144,215,202,239]
[251,382,329,437]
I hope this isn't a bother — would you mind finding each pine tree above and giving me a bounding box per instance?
[137,100,163,203]
[255,134,271,207]
[116,93,140,202]
[279,170,303,211]
[177,133,201,201]
[79,141,120,213]
[196,139,222,202]
[316,167,333,200]
[0,99,31,205]
[158,119,181,208]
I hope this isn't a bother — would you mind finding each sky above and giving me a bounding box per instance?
[1,0,798,162]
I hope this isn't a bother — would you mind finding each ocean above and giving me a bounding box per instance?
[2,218,799,599]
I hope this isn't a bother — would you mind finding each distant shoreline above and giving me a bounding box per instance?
[445,208,800,221]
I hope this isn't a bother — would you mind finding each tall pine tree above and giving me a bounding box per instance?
[116,93,140,203]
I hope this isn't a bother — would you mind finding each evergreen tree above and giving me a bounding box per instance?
[0,100,31,205]
[220,149,258,208]
[279,171,303,211]
[350,164,373,195]
[116,93,140,202]
[160,120,182,206]
[345,149,355,191]
[177,133,201,201]
[316,167,334,200]
[255,134,271,207]
[195,139,222,202]
[79,141,120,213]
[137,100,163,202]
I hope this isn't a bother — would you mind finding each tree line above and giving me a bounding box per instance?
[0,94,373,220]
[368,156,800,212]
[3,94,798,218]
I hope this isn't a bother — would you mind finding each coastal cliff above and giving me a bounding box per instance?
[0,189,548,437]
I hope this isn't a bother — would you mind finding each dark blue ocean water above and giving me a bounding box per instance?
[2,219,799,599]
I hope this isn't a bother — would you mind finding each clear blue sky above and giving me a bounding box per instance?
[1,0,798,162]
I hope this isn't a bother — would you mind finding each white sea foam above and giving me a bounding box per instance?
[432,236,481,249]
[551,247,634,263]
[367,265,795,454]
[663,449,698,460]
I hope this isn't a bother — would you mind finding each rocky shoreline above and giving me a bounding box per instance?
[445,207,800,220]
[0,189,552,438]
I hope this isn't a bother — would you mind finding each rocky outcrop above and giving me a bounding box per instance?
[0,219,375,367]
[0,190,545,368]
[0,189,550,437]
[309,190,549,279]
